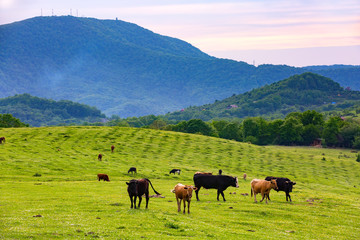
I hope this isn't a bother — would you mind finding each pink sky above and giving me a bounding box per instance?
[1,0,359,67]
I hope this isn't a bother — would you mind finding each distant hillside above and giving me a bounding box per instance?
[0,16,359,117]
[0,94,105,126]
[164,73,360,121]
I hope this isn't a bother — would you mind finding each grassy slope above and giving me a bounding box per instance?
[0,126,359,239]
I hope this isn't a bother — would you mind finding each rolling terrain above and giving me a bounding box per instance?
[0,126,359,239]
[1,16,359,117]
[165,72,360,121]
[0,93,105,126]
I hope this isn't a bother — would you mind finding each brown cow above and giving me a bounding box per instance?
[194,172,212,175]
[97,173,110,181]
[98,153,102,161]
[111,145,115,153]
[171,183,197,214]
[251,179,278,203]
[0,137,5,144]
[243,173,247,180]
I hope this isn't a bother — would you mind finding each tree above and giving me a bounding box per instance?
[0,114,29,127]
[323,116,344,147]
[219,122,241,141]
[278,116,303,145]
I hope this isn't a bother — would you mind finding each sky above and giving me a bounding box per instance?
[1,0,359,67]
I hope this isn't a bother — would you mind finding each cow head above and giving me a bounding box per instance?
[184,185,197,198]
[233,177,239,188]
[270,179,278,191]
[285,181,296,192]
[126,180,138,195]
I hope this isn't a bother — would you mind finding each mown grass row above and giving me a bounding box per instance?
[0,126,359,239]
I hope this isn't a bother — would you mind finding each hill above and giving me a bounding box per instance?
[0,16,359,117]
[0,93,105,126]
[164,72,360,121]
[0,126,359,239]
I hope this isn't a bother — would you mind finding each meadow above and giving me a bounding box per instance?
[0,126,359,239]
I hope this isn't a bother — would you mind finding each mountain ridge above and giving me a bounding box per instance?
[1,16,359,117]
[164,72,360,121]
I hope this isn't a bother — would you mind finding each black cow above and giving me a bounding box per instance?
[126,178,161,209]
[193,174,239,201]
[169,169,181,175]
[128,167,137,174]
[265,176,296,202]
[0,137,5,144]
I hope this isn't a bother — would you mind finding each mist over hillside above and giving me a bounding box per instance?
[1,16,359,117]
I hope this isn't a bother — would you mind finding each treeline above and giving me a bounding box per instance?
[93,110,360,149]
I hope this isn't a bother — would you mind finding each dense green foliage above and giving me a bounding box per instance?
[0,127,359,239]
[163,110,360,149]
[1,16,359,117]
[165,73,360,121]
[0,94,105,126]
[0,113,28,127]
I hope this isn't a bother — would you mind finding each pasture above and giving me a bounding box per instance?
[0,126,359,239]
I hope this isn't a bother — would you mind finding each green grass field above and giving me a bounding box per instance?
[1,126,359,239]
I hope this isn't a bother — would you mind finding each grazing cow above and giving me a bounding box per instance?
[126,178,161,209]
[128,167,137,174]
[0,137,5,144]
[97,173,110,182]
[111,145,115,153]
[243,173,247,180]
[218,169,222,175]
[169,169,181,175]
[194,172,212,175]
[98,153,102,161]
[265,176,296,202]
[250,179,278,203]
[193,174,239,201]
[171,183,197,214]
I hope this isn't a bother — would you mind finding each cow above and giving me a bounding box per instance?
[97,173,110,182]
[243,173,247,180]
[169,169,181,175]
[250,179,278,204]
[98,153,102,161]
[171,183,197,214]
[128,167,137,174]
[265,176,296,202]
[194,172,212,175]
[0,137,5,144]
[111,145,115,153]
[126,178,161,209]
[193,174,239,201]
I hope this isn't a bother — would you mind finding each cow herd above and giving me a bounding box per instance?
[98,164,296,213]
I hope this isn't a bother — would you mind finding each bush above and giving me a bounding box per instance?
[356,154,360,163]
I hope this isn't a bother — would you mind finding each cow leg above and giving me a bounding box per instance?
[183,199,186,214]
[187,200,191,214]
[130,196,134,208]
[176,197,181,212]
[218,190,226,201]
[254,193,257,203]
[138,196,142,208]
[195,187,201,201]
[260,193,266,202]
[286,192,292,202]
[134,196,137,209]
[145,193,149,209]
[266,193,271,201]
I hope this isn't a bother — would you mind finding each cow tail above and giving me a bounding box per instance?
[146,178,161,195]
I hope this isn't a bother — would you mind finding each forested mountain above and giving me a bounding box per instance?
[164,73,360,121]
[0,94,105,126]
[0,16,359,117]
